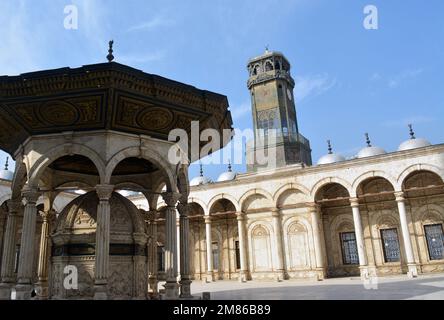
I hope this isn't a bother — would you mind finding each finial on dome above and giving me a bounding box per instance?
[408,124,416,139]
[265,45,269,53]
[107,40,115,62]
[365,133,372,147]
[327,140,333,154]
[228,160,232,172]
[4,157,8,171]
[199,163,203,177]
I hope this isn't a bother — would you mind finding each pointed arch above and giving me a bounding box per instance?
[351,170,397,197]
[28,143,106,187]
[207,193,240,215]
[104,146,176,192]
[310,176,352,200]
[273,183,310,205]
[397,164,444,188]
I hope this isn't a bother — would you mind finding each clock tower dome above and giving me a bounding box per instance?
[246,50,312,172]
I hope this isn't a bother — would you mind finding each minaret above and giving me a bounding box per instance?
[246,49,312,172]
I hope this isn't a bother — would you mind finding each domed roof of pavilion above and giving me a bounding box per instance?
[398,124,431,151]
[0,42,233,161]
[217,162,237,182]
[357,133,387,158]
[0,157,13,181]
[317,140,346,165]
[190,164,212,186]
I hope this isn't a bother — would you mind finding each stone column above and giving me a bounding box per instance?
[177,202,192,298]
[395,192,418,278]
[147,210,159,297]
[308,203,326,280]
[15,188,40,300]
[271,208,286,281]
[93,184,114,300]
[133,233,148,299]
[35,209,55,299]
[350,198,369,279]
[162,192,181,299]
[236,212,249,282]
[0,200,21,299]
[176,213,181,278]
[204,215,214,282]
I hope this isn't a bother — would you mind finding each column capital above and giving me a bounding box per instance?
[147,210,158,222]
[177,202,189,217]
[204,215,212,224]
[95,185,114,201]
[349,197,360,208]
[6,199,22,214]
[236,211,245,221]
[21,188,40,205]
[271,208,280,217]
[306,202,321,214]
[162,192,181,207]
[394,191,405,202]
[39,209,56,221]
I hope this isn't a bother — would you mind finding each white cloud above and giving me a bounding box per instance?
[118,50,166,65]
[381,115,435,128]
[0,0,41,75]
[386,68,424,88]
[127,16,175,32]
[230,101,251,122]
[294,74,336,103]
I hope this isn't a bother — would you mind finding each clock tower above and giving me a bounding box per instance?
[246,50,312,172]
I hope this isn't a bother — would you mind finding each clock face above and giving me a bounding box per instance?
[286,88,292,101]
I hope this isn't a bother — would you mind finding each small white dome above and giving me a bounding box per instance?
[190,176,211,186]
[317,153,346,165]
[357,146,386,158]
[398,138,431,151]
[0,157,13,181]
[0,169,13,181]
[217,171,237,182]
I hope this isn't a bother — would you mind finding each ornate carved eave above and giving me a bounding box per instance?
[0,62,233,157]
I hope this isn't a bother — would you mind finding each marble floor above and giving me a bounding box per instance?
[183,273,444,300]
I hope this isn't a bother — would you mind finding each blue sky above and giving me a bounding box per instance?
[0,0,443,181]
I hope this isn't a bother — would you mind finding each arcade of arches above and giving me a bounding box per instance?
[1,153,444,299]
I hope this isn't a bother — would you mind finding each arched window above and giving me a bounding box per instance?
[265,61,273,71]
[288,223,309,268]
[275,61,281,70]
[253,64,261,75]
[252,225,271,270]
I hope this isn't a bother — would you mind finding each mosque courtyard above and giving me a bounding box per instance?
[186,273,444,300]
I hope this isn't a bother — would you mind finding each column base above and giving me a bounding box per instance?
[313,268,326,281]
[35,280,49,300]
[148,276,159,298]
[179,279,192,298]
[238,270,248,283]
[163,281,180,300]
[359,266,370,281]
[407,264,418,278]
[274,270,286,282]
[205,272,214,283]
[15,284,33,300]
[0,282,13,300]
[93,284,108,300]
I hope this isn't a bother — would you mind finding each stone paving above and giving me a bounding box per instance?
[185,273,444,300]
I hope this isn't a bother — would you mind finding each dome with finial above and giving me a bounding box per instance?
[357,133,386,158]
[217,161,237,182]
[317,140,346,165]
[190,163,212,187]
[0,157,14,181]
[398,124,431,151]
